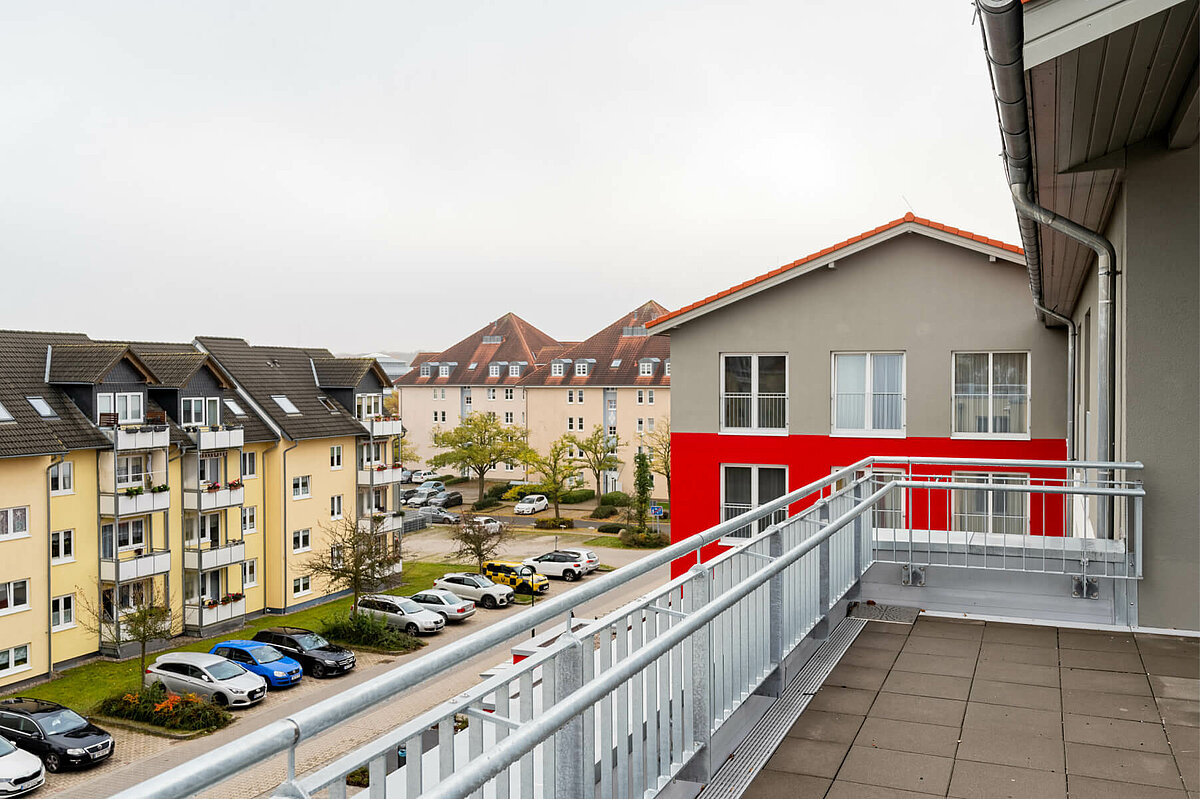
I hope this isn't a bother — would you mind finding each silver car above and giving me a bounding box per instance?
[143,652,267,708]
[355,594,445,635]
[432,572,515,609]
[408,589,475,622]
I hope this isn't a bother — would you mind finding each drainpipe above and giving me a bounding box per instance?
[45,454,63,678]
[978,0,1117,537]
[281,439,298,613]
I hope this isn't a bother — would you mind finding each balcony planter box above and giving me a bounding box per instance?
[184,486,245,511]
[112,427,170,450]
[184,598,246,628]
[357,469,404,486]
[100,550,172,582]
[101,489,171,517]
[192,427,245,450]
[182,541,247,571]
[361,417,404,437]
[357,514,404,534]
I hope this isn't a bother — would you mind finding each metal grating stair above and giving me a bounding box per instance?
[696,617,869,799]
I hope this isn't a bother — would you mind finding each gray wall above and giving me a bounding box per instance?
[670,232,1067,438]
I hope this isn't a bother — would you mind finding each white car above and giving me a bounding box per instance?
[404,488,439,507]
[0,736,44,796]
[411,470,438,483]
[144,652,267,708]
[408,589,476,622]
[466,516,502,534]
[513,494,549,514]
[556,547,600,574]
[356,594,445,635]
[523,551,589,581]
[433,573,515,609]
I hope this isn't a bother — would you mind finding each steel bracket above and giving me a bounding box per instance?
[900,564,925,587]
[1071,575,1100,600]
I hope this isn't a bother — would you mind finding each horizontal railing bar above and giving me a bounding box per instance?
[894,479,1145,498]
[872,456,1144,471]
[464,707,521,730]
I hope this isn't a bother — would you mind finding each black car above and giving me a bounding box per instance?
[251,627,356,678]
[397,488,419,503]
[418,506,459,524]
[0,698,113,772]
[428,490,463,509]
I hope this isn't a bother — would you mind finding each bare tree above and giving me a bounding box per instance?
[645,416,672,505]
[450,510,513,572]
[78,583,174,687]
[306,513,403,614]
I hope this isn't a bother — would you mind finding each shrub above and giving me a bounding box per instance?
[601,491,632,507]
[95,682,232,732]
[533,517,574,530]
[597,523,627,534]
[445,475,469,485]
[485,483,513,499]
[472,497,501,511]
[589,505,617,519]
[502,484,543,502]
[619,528,670,548]
[437,474,457,483]
[559,488,595,504]
[320,611,425,654]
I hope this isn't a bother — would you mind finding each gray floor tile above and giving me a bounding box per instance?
[910,618,985,641]
[984,623,1059,649]
[1063,712,1173,754]
[1067,775,1189,798]
[970,678,1062,711]
[892,651,977,678]
[1159,698,1200,728]
[838,745,953,795]
[979,641,1061,667]
[1152,676,1200,702]
[808,686,878,716]
[1168,723,1200,757]
[948,759,1067,798]
[865,621,912,636]
[881,670,972,701]
[975,658,1060,688]
[963,701,1064,738]
[903,634,982,659]
[868,692,966,727]
[854,716,961,757]
[1058,629,1139,653]
[1060,648,1145,673]
[854,631,909,653]
[787,709,865,744]
[1178,755,1198,792]
[1144,655,1200,680]
[1137,634,1200,659]
[841,645,900,670]
[1062,667,1153,696]
[1066,741,1184,788]
[765,737,851,778]
[1063,689,1162,722]
[956,725,1066,771]
[746,769,831,798]
[826,664,890,692]
[826,781,932,798]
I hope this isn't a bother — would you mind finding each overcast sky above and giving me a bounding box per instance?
[0,2,1015,354]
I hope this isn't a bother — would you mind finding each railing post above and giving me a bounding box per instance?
[678,565,712,784]
[814,503,832,640]
[553,633,586,798]
[851,480,865,591]
[756,527,785,698]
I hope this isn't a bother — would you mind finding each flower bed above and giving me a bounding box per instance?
[94,682,231,732]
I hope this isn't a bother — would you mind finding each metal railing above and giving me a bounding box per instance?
[721,393,787,430]
[119,456,1143,799]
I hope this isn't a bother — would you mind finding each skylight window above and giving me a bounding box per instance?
[468,363,477,370]
[223,399,246,417]
[318,397,340,414]
[27,397,55,418]
[271,395,301,415]
[610,359,622,368]
[0,401,12,422]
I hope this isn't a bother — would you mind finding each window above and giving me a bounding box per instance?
[331,495,343,519]
[0,644,30,676]
[637,418,644,434]
[469,362,477,370]
[96,392,143,423]
[116,455,146,489]
[224,398,246,416]
[505,462,515,472]
[611,359,622,368]
[551,362,565,377]
[318,396,339,413]
[953,352,1030,436]
[722,354,787,431]
[575,362,589,377]
[271,395,301,415]
[639,362,654,376]
[330,445,343,469]
[242,451,257,478]
[0,580,30,614]
[439,365,450,378]
[242,559,258,587]
[292,475,311,499]
[241,506,257,534]
[607,398,617,411]
[440,411,447,422]
[49,462,73,494]
[50,530,74,563]
[487,388,496,401]
[292,576,311,596]
[292,528,311,553]
[27,396,55,418]
[607,425,617,438]
[100,519,145,556]
[51,595,74,630]
[504,412,514,424]
[489,364,501,377]
[504,388,514,401]
[356,393,383,420]
[721,465,788,539]
[952,473,1029,535]
[181,398,206,425]
[637,390,644,405]
[420,364,432,377]
[832,352,905,434]
[647,418,655,433]
[567,417,584,431]
[0,503,29,542]
[0,401,11,422]
[576,390,584,403]
[648,390,655,405]
[567,390,575,404]
[433,410,447,423]
[198,456,220,486]
[870,470,906,530]
[665,361,671,377]
[509,364,521,377]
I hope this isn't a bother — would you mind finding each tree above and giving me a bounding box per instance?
[429,412,533,501]
[574,425,624,499]
[528,435,584,518]
[79,583,174,687]
[306,513,402,615]
[451,511,513,572]
[632,452,653,533]
[645,416,672,505]
[396,432,419,468]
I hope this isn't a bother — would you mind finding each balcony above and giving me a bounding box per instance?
[100,487,171,517]
[183,541,246,571]
[184,597,246,628]
[357,466,407,486]
[187,425,245,451]
[360,416,404,437]
[357,512,406,535]
[183,485,245,511]
[721,392,788,431]
[103,425,171,451]
[99,549,171,582]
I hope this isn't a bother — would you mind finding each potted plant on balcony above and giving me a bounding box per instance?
[205,482,221,492]
[226,478,243,490]
[150,483,169,493]
[229,592,244,602]
[374,464,387,472]
[123,486,144,498]
[219,594,232,605]
[392,463,403,469]
[204,599,218,609]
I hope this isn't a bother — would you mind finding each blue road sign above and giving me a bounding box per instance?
[650,505,663,517]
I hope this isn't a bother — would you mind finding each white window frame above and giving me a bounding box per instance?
[489,364,501,378]
[439,365,450,378]
[331,495,343,520]
[292,528,312,553]
[0,644,30,677]
[951,351,1032,439]
[551,362,564,377]
[648,389,655,405]
[101,518,146,554]
[830,351,907,437]
[420,364,432,377]
[505,388,514,401]
[0,579,31,616]
[487,388,497,401]
[508,364,521,377]
[639,362,654,377]
[637,418,644,434]
[0,401,11,422]
[49,462,74,495]
[198,455,221,486]
[575,362,589,377]
[240,451,257,478]
[719,464,789,544]
[181,397,207,426]
[271,395,301,415]
[330,445,343,470]
[504,411,514,425]
[292,576,312,597]
[242,559,259,588]
[51,594,75,631]
[292,475,311,499]
[50,529,74,563]
[241,506,257,534]
[567,391,575,404]
[665,361,671,377]
[720,353,789,434]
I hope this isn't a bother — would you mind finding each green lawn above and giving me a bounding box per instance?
[10,562,470,713]
[581,534,668,550]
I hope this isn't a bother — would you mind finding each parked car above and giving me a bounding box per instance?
[143,652,267,708]
[356,594,445,635]
[251,628,356,678]
[408,589,475,622]
[483,561,550,594]
[523,551,589,581]
[411,470,438,483]
[404,488,439,507]
[473,516,503,534]
[0,734,43,793]
[398,468,413,483]
[0,698,112,773]
[428,490,463,508]
[418,506,459,524]
[209,640,303,689]
[432,573,515,609]
[418,479,446,493]
[513,494,549,515]
[556,547,600,574]
[397,488,419,503]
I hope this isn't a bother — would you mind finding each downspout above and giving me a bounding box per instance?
[978,0,1116,537]
[281,439,298,613]
[45,454,63,677]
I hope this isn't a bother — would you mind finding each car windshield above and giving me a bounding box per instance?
[396,599,423,614]
[35,708,88,735]
[250,646,283,664]
[294,633,329,650]
[208,661,247,680]
[0,737,13,755]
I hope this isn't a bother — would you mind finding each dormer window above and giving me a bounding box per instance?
[271,395,301,415]
[181,397,220,426]
[551,362,564,377]
[355,393,383,420]
[639,362,654,377]
[97,392,142,424]
[575,362,589,377]
[508,364,521,377]
[27,396,55,419]
[665,360,671,377]
[420,364,432,377]
[439,365,450,378]
[489,364,501,377]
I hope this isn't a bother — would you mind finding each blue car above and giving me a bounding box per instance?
[210,640,303,688]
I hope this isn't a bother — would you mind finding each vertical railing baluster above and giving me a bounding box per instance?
[438,717,453,785]
[553,634,584,799]
[679,565,711,784]
[468,699,483,799]
[630,612,645,795]
[494,681,510,799]
[519,670,534,798]
[644,609,659,788]
[368,754,386,799]
[599,623,614,797]
[406,732,423,798]
[615,613,630,799]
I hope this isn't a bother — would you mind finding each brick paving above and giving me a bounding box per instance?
[747,616,1200,798]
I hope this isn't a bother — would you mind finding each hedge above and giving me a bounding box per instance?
[589,505,618,519]
[597,523,627,534]
[485,483,512,499]
[445,475,470,485]
[472,497,501,511]
[95,682,231,732]
[502,484,544,502]
[619,528,670,548]
[533,517,574,530]
[600,491,632,507]
[320,611,425,654]
[559,488,595,504]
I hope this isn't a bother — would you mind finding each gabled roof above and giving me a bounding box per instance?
[136,352,225,389]
[312,357,389,389]
[46,343,157,385]
[521,301,671,388]
[648,214,1024,333]
[394,313,560,387]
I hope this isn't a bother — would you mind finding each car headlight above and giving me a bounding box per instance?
[273,670,287,678]
[67,747,87,756]
[229,687,246,695]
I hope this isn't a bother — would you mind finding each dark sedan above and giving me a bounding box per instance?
[0,698,113,772]
[251,627,356,678]
[428,490,463,508]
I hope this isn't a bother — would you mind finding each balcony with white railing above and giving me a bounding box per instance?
[99,549,172,582]
[101,425,171,451]
[100,480,171,516]
[357,465,408,486]
[114,457,1148,799]
[721,392,787,431]
[183,483,245,511]
[182,541,246,571]
[360,415,404,437]
[184,597,246,628]
[187,425,245,451]
[357,512,406,535]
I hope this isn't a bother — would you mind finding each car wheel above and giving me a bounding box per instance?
[213,693,229,707]
[438,612,448,622]
[405,623,419,636]
[43,753,62,773]
[481,595,497,609]
[311,662,327,679]
[563,570,578,582]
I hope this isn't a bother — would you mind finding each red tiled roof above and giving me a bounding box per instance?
[394,313,559,387]
[647,213,1023,330]
[521,301,670,388]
